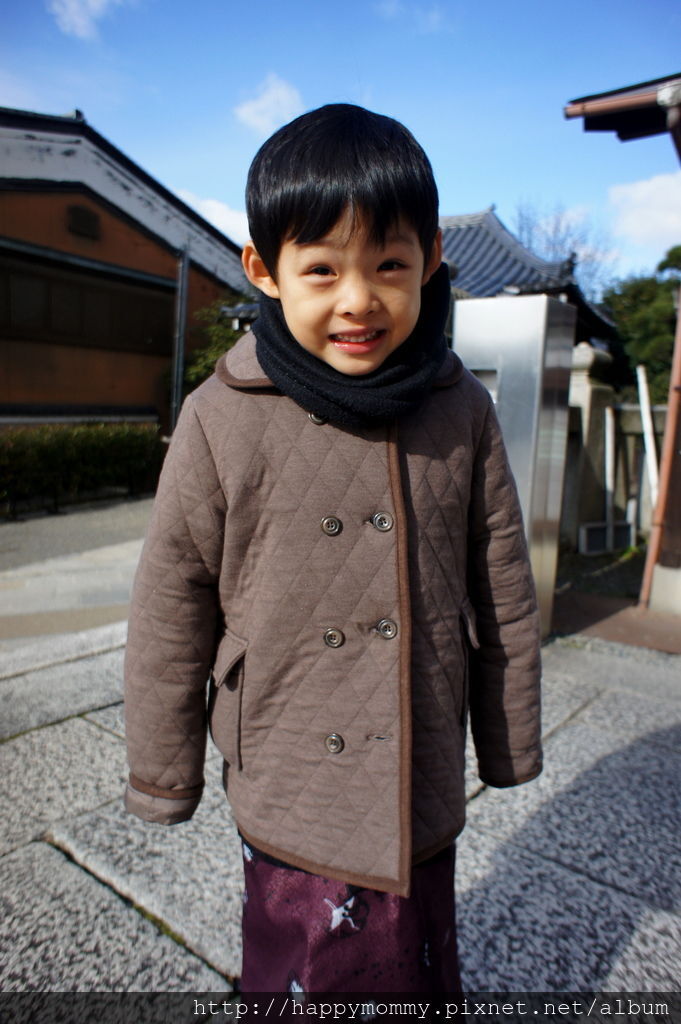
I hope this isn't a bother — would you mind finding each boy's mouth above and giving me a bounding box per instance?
[329,328,385,345]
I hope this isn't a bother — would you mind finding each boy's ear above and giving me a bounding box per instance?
[242,242,280,298]
[422,229,443,285]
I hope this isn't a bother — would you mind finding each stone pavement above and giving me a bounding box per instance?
[0,498,152,645]
[0,503,680,994]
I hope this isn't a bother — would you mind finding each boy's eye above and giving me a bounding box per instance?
[379,259,406,271]
[308,265,333,276]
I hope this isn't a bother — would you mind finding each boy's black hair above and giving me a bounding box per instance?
[246,103,439,276]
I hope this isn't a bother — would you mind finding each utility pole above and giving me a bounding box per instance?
[170,246,190,432]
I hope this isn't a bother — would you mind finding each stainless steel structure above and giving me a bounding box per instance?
[452,295,576,635]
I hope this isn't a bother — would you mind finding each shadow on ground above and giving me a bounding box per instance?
[458,724,681,990]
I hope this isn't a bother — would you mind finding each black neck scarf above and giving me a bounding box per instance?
[252,262,451,430]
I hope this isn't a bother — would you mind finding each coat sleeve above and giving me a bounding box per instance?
[466,394,542,788]
[124,394,226,823]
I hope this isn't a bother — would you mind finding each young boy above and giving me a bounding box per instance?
[124,104,542,994]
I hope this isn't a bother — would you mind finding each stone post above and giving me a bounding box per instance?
[560,342,615,549]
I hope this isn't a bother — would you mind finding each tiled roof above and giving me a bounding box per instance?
[440,208,574,296]
[440,207,614,340]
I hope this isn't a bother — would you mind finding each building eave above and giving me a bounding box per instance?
[564,73,681,156]
[0,105,252,295]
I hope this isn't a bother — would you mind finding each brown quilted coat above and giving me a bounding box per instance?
[124,332,542,896]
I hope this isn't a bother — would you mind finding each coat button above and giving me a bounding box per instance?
[309,412,327,425]
[376,618,398,639]
[323,628,345,648]
[371,512,394,532]
[321,515,342,536]
[325,733,344,754]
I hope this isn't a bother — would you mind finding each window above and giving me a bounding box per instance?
[0,255,174,356]
[67,204,101,240]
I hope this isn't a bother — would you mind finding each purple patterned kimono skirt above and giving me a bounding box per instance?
[239,839,462,994]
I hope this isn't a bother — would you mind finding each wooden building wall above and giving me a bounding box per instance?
[0,189,239,428]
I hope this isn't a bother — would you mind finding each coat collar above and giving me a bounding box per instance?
[215,331,464,392]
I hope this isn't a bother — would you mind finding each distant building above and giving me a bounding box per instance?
[0,106,250,429]
[219,301,259,332]
[440,208,615,347]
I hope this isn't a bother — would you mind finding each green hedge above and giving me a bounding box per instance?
[0,423,165,517]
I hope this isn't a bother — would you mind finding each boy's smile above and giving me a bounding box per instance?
[242,210,442,376]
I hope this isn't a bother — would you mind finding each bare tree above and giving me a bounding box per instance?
[513,199,616,300]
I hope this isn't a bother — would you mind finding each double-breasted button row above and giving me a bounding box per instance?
[323,627,345,648]
[321,516,342,536]
[376,618,398,639]
[323,621,398,646]
[324,733,344,754]
[320,513,396,648]
[320,512,394,535]
[371,512,394,532]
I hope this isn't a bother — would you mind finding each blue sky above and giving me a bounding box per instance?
[2,0,680,283]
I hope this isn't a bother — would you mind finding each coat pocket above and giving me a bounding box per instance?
[208,627,248,770]
[459,596,480,651]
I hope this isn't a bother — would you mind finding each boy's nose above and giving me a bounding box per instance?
[338,275,378,317]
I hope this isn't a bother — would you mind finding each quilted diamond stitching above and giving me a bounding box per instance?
[125,345,541,885]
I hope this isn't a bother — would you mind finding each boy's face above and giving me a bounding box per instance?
[242,210,442,376]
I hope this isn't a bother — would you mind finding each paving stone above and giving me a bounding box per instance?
[49,761,244,979]
[455,827,681,990]
[0,718,127,855]
[466,721,681,911]
[84,703,126,738]
[542,637,681,702]
[0,497,152,572]
[465,675,601,806]
[0,649,124,739]
[0,604,130,643]
[602,907,681,990]
[540,674,601,735]
[2,625,679,994]
[0,621,127,678]
[0,842,228,992]
[206,737,228,762]
[0,540,143,617]
[573,688,681,749]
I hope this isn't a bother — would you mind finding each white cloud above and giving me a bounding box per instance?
[46,0,127,40]
[415,5,444,33]
[609,171,681,252]
[176,190,250,245]
[375,1,445,33]
[234,73,304,137]
[374,0,404,18]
